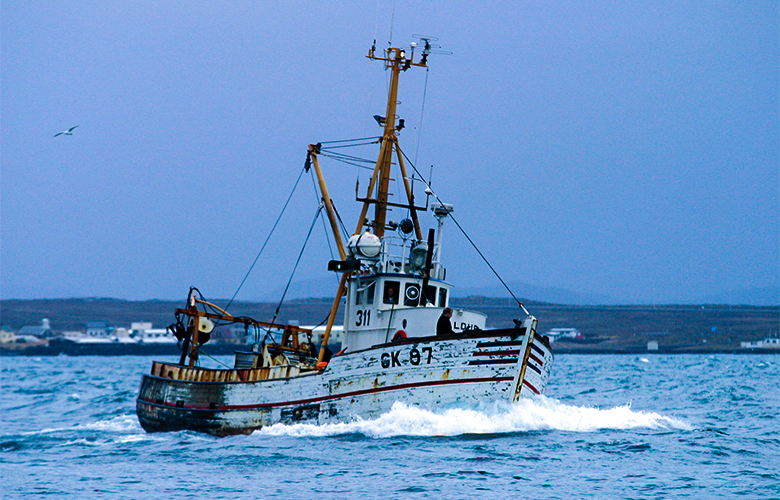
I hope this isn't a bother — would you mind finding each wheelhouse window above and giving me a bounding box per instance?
[423,285,437,306]
[366,281,375,304]
[438,288,448,307]
[383,281,400,304]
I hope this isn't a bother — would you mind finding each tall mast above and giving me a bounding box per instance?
[364,43,428,239]
[316,41,434,360]
[374,48,402,238]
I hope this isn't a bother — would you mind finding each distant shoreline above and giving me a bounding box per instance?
[2,297,778,354]
[1,343,777,357]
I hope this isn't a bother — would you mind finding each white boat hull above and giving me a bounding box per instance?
[136,328,553,436]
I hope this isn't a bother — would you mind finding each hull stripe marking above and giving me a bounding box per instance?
[522,379,540,395]
[472,350,521,357]
[475,340,524,348]
[467,358,519,365]
[138,375,515,412]
[526,362,542,375]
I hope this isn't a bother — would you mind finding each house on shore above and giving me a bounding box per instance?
[740,337,780,349]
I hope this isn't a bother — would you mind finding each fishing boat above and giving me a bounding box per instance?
[136,40,554,436]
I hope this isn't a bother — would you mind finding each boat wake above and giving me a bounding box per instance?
[255,397,692,438]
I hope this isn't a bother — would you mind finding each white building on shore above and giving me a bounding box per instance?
[740,338,780,349]
[543,328,583,342]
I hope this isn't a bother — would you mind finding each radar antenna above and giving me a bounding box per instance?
[412,35,452,64]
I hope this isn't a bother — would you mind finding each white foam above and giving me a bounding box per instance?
[115,434,147,444]
[78,415,142,433]
[255,398,692,438]
[23,415,142,436]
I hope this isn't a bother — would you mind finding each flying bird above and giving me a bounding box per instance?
[54,126,79,137]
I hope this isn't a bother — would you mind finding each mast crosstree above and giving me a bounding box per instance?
[362,42,431,239]
[308,40,436,358]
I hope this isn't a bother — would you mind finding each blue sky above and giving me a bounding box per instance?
[2,1,778,305]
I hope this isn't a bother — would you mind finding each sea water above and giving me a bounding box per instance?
[1,354,778,499]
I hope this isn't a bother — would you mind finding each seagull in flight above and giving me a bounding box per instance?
[54,125,79,137]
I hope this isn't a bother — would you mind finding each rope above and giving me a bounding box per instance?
[225,165,307,311]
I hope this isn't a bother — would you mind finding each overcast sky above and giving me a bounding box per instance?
[2,1,778,305]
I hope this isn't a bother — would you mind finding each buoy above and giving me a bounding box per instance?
[392,330,407,342]
[316,361,328,369]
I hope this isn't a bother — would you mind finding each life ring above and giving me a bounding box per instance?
[392,330,407,342]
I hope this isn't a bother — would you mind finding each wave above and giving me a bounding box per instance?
[256,397,692,438]
[20,415,142,436]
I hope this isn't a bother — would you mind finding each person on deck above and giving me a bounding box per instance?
[437,307,455,336]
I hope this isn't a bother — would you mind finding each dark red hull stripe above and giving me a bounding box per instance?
[138,376,516,412]
[473,350,521,357]
[522,379,540,395]
[528,353,543,366]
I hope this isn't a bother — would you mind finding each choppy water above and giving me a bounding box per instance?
[1,354,778,498]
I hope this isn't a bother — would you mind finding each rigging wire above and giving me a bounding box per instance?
[306,158,349,285]
[318,153,376,170]
[267,205,325,327]
[195,347,233,369]
[319,157,375,171]
[320,141,380,150]
[330,202,350,241]
[315,312,331,329]
[413,67,430,166]
[318,136,380,144]
[308,167,337,261]
[225,165,307,311]
[397,145,528,313]
[373,0,380,49]
[318,151,376,164]
[388,0,396,46]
